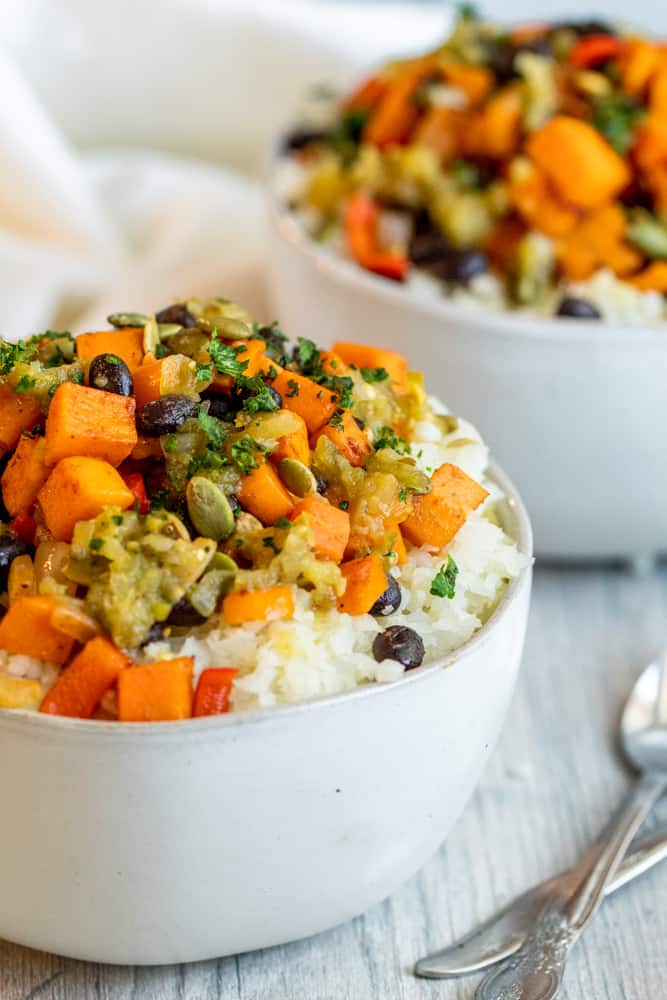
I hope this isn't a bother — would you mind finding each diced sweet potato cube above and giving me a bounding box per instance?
[289,495,350,562]
[38,456,135,541]
[45,381,137,467]
[338,554,388,616]
[272,370,338,433]
[0,384,42,457]
[236,459,294,525]
[76,327,144,373]
[311,410,372,468]
[118,658,194,722]
[0,596,74,664]
[40,636,129,719]
[1,435,51,517]
[402,463,488,549]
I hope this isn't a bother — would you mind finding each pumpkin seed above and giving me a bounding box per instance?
[437,414,459,434]
[278,458,318,497]
[188,564,236,617]
[209,551,238,574]
[143,316,161,354]
[186,477,235,541]
[157,323,183,339]
[107,312,150,328]
[196,316,251,340]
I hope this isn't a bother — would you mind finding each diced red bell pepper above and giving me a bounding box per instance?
[122,471,150,515]
[344,194,409,282]
[568,35,625,69]
[193,668,238,717]
[10,511,36,545]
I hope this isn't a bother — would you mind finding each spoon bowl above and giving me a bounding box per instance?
[621,653,667,774]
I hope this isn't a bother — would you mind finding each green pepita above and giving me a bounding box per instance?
[196,316,251,340]
[157,324,183,339]
[278,458,318,497]
[186,477,235,541]
[143,316,161,354]
[188,564,236,617]
[107,312,150,328]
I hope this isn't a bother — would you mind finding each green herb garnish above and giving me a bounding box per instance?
[361,366,389,384]
[373,426,409,454]
[209,332,249,379]
[89,538,104,552]
[14,374,37,393]
[430,556,459,599]
[231,435,264,475]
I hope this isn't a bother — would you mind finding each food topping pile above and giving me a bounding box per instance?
[0,298,520,721]
[279,11,667,319]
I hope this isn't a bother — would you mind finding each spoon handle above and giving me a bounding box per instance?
[475,772,666,1000]
[414,822,667,979]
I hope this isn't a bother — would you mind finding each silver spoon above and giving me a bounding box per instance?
[414,823,667,978]
[419,653,667,997]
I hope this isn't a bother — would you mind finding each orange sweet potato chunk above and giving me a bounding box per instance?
[1,434,51,517]
[118,658,194,722]
[0,384,42,457]
[0,596,74,664]
[44,381,137,467]
[76,328,144,373]
[402,463,489,549]
[38,457,135,541]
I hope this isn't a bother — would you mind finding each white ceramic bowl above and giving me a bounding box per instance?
[266,193,667,562]
[0,465,531,966]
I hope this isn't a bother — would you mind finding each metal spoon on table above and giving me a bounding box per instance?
[414,823,667,979]
[416,652,667,997]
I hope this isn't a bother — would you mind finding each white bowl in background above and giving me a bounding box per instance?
[266,192,667,562]
[0,465,531,966]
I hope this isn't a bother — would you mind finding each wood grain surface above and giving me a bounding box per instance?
[2,564,667,999]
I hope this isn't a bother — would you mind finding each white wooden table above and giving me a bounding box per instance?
[3,563,667,999]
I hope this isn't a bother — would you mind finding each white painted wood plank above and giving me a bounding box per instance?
[2,566,667,999]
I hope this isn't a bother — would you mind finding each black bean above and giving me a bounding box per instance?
[88,353,133,396]
[167,597,206,627]
[555,296,602,320]
[372,625,424,670]
[353,416,365,431]
[369,577,402,617]
[281,127,330,152]
[430,249,488,285]
[487,35,552,83]
[136,394,200,436]
[0,531,31,591]
[200,390,239,421]
[155,304,196,327]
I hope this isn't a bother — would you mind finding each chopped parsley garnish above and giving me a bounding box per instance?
[154,343,169,359]
[239,375,279,414]
[361,366,389,384]
[162,434,178,453]
[198,410,227,450]
[292,336,354,408]
[373,426,409,454]
[111,514,124,526]
[0,340,37,375]
[274,516,292,529]
[89,537,104,552]
[14,374,36,393]
[286,378,300,398]
[150,490,169,512]
[430,556,459,599]
[105,354,120,365]
[329,410,344,430]
[339,500,349,511]
[208,333,249,379]
[186,450,226,478]
[263,536,280,553]
[399,488,408,503]
[230,435,264,475]
[195,361,213,383]
[592,92,644,155]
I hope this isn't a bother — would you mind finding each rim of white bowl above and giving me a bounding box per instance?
[0,460,532,738]
[266,145,667,343]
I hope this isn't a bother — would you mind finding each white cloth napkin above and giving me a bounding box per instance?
[0,0,451,339]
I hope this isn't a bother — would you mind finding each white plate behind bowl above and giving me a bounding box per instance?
[0,464,531,965]
[266,184,667,563]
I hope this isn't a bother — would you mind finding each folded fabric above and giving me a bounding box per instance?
[0,0,449,337]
